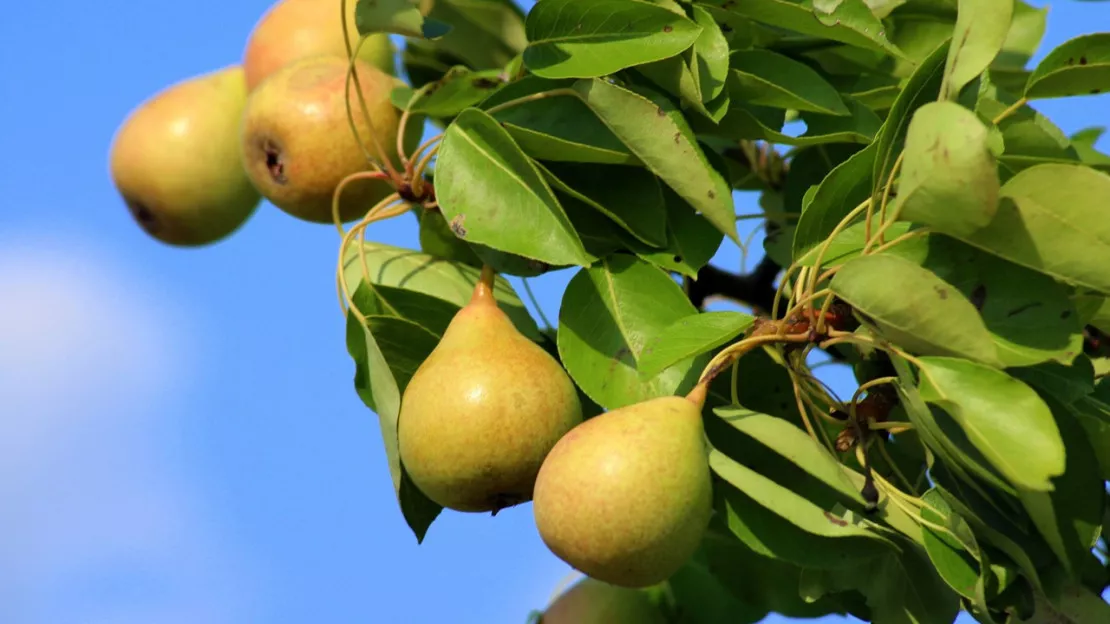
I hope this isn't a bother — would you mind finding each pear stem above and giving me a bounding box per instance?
[697,332,811,387]
[470,264,497,305]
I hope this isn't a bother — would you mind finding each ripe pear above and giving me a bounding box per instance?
[397,269,583,513]
[541,577,666,624]
[240,55,402,224]
[532,385,713,588]
[243,0,395,92]
[109,65,261,246]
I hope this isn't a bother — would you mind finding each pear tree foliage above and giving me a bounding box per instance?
[340,0,1110,622]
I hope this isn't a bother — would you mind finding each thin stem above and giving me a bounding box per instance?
[781,288,833,328]
[698,332,812,385]
[479,263,496,289]
[772,264,802,319]
[397,83,437,167]
[736,211,801,221]
[804,199,871,307]
[869,421,915,432]
[869,228,929,256]
[522,278,553,331]
[331,170,392,236]
[790,371,827,451]
[345,35,399,181]
[851,376,898,406]
[992,97,1028,126]
[335,192,405,316]
[730,359,740,406]
[482,88,580,117]
[874,152,904,247]
[876,437,918,495]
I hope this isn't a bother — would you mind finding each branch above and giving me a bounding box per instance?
[687,254,782,316]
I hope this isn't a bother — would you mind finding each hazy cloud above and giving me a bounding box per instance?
[0,237,257,624]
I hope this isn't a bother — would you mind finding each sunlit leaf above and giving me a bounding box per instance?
[1026,33,1110,99]
[639,312,754,379]
[915,356,1066,492]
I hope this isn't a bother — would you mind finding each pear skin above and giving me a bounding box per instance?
[243,0,395,92]
[109,65,261,247]
[240,55,401,224]
[532,386,713,588]
[397,269,583,513]
[542,577,666,624]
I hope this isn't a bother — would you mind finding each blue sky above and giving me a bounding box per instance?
[0,1,1106,623]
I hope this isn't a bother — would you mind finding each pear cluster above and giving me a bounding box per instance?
[398,270,714,591]
[108,0,402,246]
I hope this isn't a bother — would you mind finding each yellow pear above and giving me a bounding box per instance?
[109,65,261,246]
[541,577,666,624]
[240,54,402,224]
[243,0,395,92]
[397,268,583,513]
[532,386,713,588]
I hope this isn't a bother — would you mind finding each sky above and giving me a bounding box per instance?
[0,1,1106,623]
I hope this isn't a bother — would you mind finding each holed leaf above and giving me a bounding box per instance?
[915,356,1066,492]
[435,108,595,267]
[355,0,451,39]
[1026,33,1110,99]
[571,78,739,243]
[830,254,1001,366]
[523,0,702,79]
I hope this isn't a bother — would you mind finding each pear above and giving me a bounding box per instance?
[109,65,261,246]
[397,269,583,513]
[541,577,666,624]
[243,0,396,92]
[532,385,713,588]
[240,55,402,224]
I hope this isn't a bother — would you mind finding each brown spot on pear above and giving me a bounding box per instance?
[541,577,666,624]
[397,268,583,513]
[109,65,262,247]
[240,55,402,223]
[532,384,713,588]
[243,0,396,92]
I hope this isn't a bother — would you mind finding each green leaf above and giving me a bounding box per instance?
[535,161,668,247]
[1072,391,1110,480]
[341,240,541,341]
[902,234,1084,368]
[709,91,881,147]
[632,187,725,277]
[393,67,506,117]
[957,164,1110,296]
[729,49,849,115]
[711,450,896,568]
[792,143,876,259]
[638,312,754,379]
[355,0,451,38]
[939,0,1013,100]
[795,217,919,268]
[701,0,903,57]
[1010,359,1095,405]
[997,0,1048,68]
[872,38,950,209]
[689,4,730,103]
[915,356,1066,492]
[416,208,483,268]
[1017,393,1105,577]
[435,108,594,267]
[712,411,868,509]
[522,0,702,79]
[920,489,982,600]
[571,78,739,243]
[1026,33,1110,99]
[557,254,703,409]
[344,287,442,541]
[893,102,1000,237]
[830,254,1002,366]
[665,547,769,624]
[481,78,640,165]
[425,0,527,70]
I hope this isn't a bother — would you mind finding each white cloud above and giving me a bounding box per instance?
[0,238,258,624]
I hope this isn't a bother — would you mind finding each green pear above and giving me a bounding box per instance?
[397,269,583,513]
[540,577,666,624]
[532,386,713,588]
[240,55,402,224]
[109,65,261,247]
[243,0,395,92]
